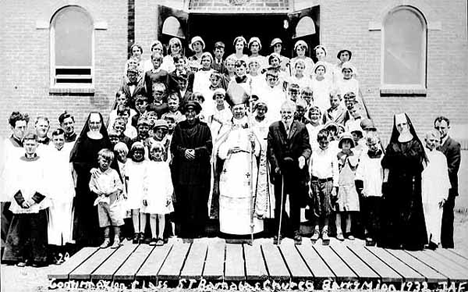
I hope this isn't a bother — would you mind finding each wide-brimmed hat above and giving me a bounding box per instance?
[338,132,355,148]
[189,36,205,51]
[183,100,202,114]
[270,38,283,47]
[337,49,352,60]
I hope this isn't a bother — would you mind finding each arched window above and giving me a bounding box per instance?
[51,6,93,86]
[382,6,426,89]
[294,16,316,38]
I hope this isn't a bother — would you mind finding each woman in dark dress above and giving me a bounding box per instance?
[380,113,428,250]
[170,101,212,238]
[70,112,115,246]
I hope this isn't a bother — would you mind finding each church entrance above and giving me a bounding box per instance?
[158,5,320,60]
[187,14,292,57]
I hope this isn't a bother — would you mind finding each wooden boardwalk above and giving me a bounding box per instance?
[48,238,468,289]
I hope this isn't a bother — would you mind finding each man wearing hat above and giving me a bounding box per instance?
[214,83,268,236]
[170,100,212,238]
[267,100,311,244]
[119,65,147,108]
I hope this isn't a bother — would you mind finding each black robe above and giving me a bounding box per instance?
[170,119,212,237]
[71,136,112,246]
[381,139,427,250]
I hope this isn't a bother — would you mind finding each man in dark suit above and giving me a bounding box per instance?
[268,100,311,244]
[119,65,146,109]
[212,41,227,74]
[434,116,461,248]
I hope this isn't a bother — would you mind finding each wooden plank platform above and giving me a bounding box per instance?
[385,249,448,283]
[244,241,268,281]
[136,243,172,281]
[48,247,98,280]
[225,243,245,281]
[48,239,468,287]
[69,247,116,280]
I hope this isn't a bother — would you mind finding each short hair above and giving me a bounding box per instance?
[235,60,247,68]
[9,111,29,127]
[167,93,180,102]
[35,116,50,125]
[343,92,357,100]
[425,129,441,140]
[294,59,306,68]
[23,132,37,142]
[117,105,131,116]
[192,92,205,103]
[152,82,167,91]
[130,44,143,54]
[114,117,127,129]
[225,56,236,65]
[151,52,163,62]
[366,131,380,145]
[301,87,313,95]
[173,55,185,64]
[317,129,329,141]
[98,148,115,162]
[214,41,225,49]
[58,111,74,124]
[434,116,450,127]
[51,128,65,137]
[114,142,129,154]
[280,100,296,112]
[135,95,148,103]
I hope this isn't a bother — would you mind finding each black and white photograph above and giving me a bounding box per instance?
[0,0,467,291]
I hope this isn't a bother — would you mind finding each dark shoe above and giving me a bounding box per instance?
[310,230,320,243]
[100,238,111,249]
[32,262,48,268]
[133,233,140,244]
[365,238,375,246]
[293,232,302,245]
[156,238,164,246]
[427,241,438,250]
[149,238,157,246]
[138,232,145,243]
[273,235,283,245]
[322,230,330,245]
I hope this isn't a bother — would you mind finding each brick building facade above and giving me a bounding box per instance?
[1,0,467,144]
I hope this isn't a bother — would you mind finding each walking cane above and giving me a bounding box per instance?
[277,175,285,245]
[248,78,255,246]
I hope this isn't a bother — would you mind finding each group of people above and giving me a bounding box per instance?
[0,35,461,268]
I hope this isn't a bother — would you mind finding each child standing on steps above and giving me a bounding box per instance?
[142,142,173,246]
[89,149,124,249]
[335,133,360,241]
[125,142,148,244]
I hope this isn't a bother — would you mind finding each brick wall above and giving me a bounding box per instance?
[1,0,467,144]
[0,0,127,137]
[317,0,468,142]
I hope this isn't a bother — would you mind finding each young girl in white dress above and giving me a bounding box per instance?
[125,142,148,243]
[142,142,173,246]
